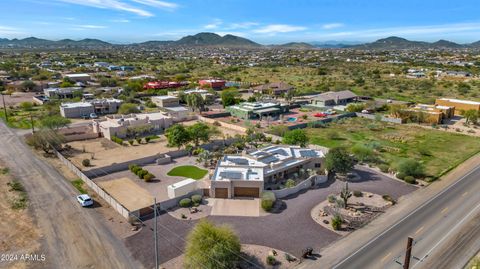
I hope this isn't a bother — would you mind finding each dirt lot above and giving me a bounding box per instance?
[98,177,154,211]
[66,137,172,170]
[0,163,41,269]
[2,92,37,107]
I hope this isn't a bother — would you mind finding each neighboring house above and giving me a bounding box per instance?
[435,98,480,115]
[311,90,358,107]
[253,82,294,96]
[143,81,187,90]
[210,145,325,198]
[60,98,123,118]
[444,71,471,78]
[92,112,173,140]
[226,102,289,120]
[94,62,110,68]
[199,79,226,90]
[64,73,91,83]
[163,106,190,121]
[44,87,83,99]
[168,88,216,104]
[151,96,180,107]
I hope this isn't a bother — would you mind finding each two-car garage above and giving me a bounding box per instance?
[233,187,260,198]
[212,181,263,199]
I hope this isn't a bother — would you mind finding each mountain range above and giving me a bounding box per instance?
[0,33,479,50]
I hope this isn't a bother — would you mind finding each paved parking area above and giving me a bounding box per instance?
[124,167,417,268]
[210,198,261,217]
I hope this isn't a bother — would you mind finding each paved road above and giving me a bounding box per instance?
[0,122,142,269]
[125,166,416,268]
[325,164,480,269]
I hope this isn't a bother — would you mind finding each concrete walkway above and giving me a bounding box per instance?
[209,198,261,217]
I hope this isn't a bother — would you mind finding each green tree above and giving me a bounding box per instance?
[220,88,240,107]
[351,144,375,162]
[118,103,140,114]
[20,80,36,91]
[25,129,65,153]
[19,101,34,111]
[184,220,241,269]
[325,147,355,174]
[282,129,308,147]
[187,122,211,147]
[461,109,479,125]
[40,115,71,130]
[186,93,204,112]
[346,103,366,113]
[165,124,191,149]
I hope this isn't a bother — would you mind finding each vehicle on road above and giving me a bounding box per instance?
[77,194,93,207]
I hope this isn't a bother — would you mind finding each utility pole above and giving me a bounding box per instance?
[403,237,413,269]
[1,92,7,122]
[154,197,158,269]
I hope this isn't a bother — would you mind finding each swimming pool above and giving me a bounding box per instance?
[287,117,297,122]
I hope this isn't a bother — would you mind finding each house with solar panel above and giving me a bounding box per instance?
[210,145,325,198]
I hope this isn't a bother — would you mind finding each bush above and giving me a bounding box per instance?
[136,169,148,179]
[143,173,154,182]
[111,136,124,145]
[129,164,139,171]
[396,172,406,180]
[396,159,424,178]
[404,176,416,184]
[179,198,192,208]
[285,179,296,188]
[331,215,342,230]
[184,220,241,269]
[128,140,134,146]
[285,253,296,262]
[353,190,363,197]
[191,194,203,204]
[145,137,151,143]
[82,159,90,167]
[131,166,141,174]
[266,255,277,266]
[327,194,336,203]
[261,191,276,212]
[382,195,395,204]
[378,164,389,173]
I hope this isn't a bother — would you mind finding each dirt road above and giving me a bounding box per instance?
[0,121,142,269]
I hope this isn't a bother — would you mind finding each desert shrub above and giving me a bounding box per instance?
[179,198,192,208]
[335,199,345,208]
[327,194,336,203]
[128,140,134,146]
[129,164,139,171]
[396,159,424,178]
[213,121,221,126]
[261,191,276,212]
[396,172,406,180]
[143,173,154,182]
[404,176,416,184]
[285,179,296,188]
[136,169,148,179]
[111,136,124,145]
[82,159,90,167]
[131,166,141,174]
[331,215,342,230]
[353,190,363,197]
[266,255,277,265]
[145,137,151,143]
[135,137,142,144]
[382,195,395,204]
[191,194,203,204]
[378,164,389,173]
[285,253,296,262]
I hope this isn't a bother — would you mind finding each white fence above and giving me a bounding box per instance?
[54,149,131,219]
[272,175,328,199]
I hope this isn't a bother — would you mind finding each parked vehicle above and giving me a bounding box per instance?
[89,113,98,119]
[77,194,93,207]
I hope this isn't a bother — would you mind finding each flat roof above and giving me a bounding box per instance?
[437,98,480,105]
[61,102,92,108]
[65,73,90,77]
[152,95,178,100]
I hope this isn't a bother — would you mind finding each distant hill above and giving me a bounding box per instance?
[350,36,476,50]
[175,32,260,47]
[0,33,479,50]
[272,42,315,49]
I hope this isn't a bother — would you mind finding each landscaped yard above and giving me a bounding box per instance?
[306,117,480,180]
[167,165,208,180]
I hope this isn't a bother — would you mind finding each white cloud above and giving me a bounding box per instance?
[253,24,307,34]
[76,24,108,29]
[0,25,24,36]
[322,23,344,30]
[131,0,178,9]
[227,22,259,30]
[204,19,222,30]
[56,0,154,17]
[111,19,130,23]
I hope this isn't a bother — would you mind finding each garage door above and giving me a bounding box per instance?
[215,188,228,198]
[234,187,259,198]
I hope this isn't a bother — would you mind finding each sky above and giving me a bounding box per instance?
[1,0,480,44]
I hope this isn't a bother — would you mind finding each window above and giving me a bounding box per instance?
[315,163,321,168]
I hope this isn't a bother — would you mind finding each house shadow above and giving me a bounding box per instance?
[238,252,266,269]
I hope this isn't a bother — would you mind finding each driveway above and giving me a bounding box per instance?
[210,198,261,217]
[125,167,417,268]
